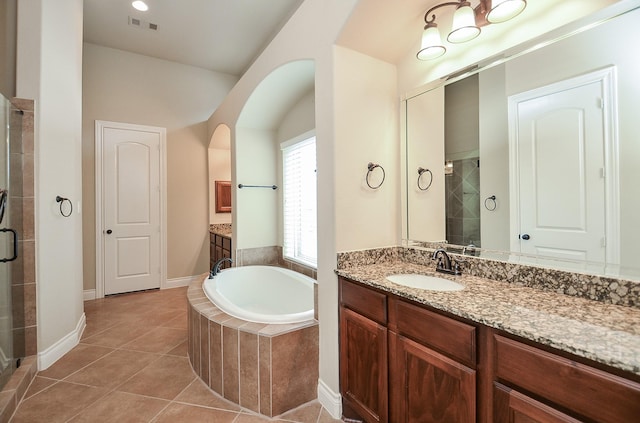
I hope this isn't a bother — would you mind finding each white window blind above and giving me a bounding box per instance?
[282,136,317,267]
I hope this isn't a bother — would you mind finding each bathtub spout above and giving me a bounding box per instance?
[210,257,233,278]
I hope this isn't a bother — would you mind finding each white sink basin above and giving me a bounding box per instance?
[386,274,464,292]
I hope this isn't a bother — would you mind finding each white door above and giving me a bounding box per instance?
[97,121,165,295]
[510,76,613,264]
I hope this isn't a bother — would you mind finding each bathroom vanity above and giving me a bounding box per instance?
[337,260,640,423]
[209,224,232,270]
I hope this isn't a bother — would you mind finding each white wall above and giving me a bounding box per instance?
[82,43,238,284]
[16,0,84,367]
[334,46,399,252]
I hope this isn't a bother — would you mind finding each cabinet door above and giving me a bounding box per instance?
[340,307,388,423]
[391,333,475,423]
[494,383,581,423]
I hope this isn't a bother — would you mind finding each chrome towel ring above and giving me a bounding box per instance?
[484,195,497,211]
[366,162,385,189]
[417,167,433,191]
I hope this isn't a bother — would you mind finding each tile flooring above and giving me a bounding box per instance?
[10,287,341,422]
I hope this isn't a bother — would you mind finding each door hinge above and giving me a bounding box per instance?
[601,237,606,247]
[600,167,606,179]
[596,97,603,109]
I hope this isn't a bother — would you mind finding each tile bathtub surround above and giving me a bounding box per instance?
[335,259,640,377]
[10,287,338,423]
[337,246,640,309]
[188,281,319,418]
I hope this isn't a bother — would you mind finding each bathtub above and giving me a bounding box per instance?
[202,265,316,324]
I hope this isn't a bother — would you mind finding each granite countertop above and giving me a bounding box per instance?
[336,261,640,376]
[209,224,232,238]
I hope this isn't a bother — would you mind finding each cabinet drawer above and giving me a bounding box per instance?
[495,335,640,423]
[393,299,476,368]
[215,234,224,246]
[340,278,387,325]
[222,236,231,251]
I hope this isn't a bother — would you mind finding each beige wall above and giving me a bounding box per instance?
[82,43,238,288]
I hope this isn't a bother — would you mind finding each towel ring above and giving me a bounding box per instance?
[56,195,73,217]
[484,195,497,211]
[366,162,385,189]
[417,167,433,191]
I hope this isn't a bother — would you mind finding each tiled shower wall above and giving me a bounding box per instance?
[9,98,36,359]
[445,157,481,247]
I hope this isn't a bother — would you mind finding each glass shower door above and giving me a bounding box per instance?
[0,94,18,390]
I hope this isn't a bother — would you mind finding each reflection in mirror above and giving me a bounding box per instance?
[404,5,640,281]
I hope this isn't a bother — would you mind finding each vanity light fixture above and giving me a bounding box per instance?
[132,1,149,12]
[417,0,527,60]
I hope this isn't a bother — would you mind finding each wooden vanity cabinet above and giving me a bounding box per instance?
[339,277,477,423]
[339,277,640,423]
[389,299,477,423]
[209,232,232,270]
[492,334,640,423]
[339,278,388,423]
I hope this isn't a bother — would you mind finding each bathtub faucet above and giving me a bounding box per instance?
[210,257,233,278]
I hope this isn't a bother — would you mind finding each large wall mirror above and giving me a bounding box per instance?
[403,4,640,281]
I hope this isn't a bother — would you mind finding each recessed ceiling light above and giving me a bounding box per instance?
[132,1,148,12]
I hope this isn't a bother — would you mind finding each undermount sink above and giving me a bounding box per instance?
[386,274,464,292]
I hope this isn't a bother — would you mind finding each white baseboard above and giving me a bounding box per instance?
[164,275,202,290]
[83,289,96,301]
[317,379,342,420]
[38,312,86,371]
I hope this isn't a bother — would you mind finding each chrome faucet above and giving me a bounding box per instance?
[210,257,233,278]
[432,248,462,275]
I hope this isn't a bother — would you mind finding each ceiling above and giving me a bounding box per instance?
[83,0,304,76]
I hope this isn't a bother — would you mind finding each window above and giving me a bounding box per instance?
[282,136,317,267]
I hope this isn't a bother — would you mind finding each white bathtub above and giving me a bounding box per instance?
[202,265,316,324]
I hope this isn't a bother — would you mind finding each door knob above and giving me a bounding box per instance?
[520,233,530,240]
[106,229,113,234]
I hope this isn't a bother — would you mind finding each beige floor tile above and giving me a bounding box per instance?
[317,408,343,423]
[10,381,107,423]
[161,313,188,330]
[234,412,280,422]
[174,379,241,411]
[67,391,169,423]
[152,402,237,423]
[278,400,322,422]
[64,349,159,389]
[121,326,187,354]
[38,344,114,380]
[165,340,188,357]
[81,321,153,348]
[22,376,58,400]
[116,355,195,400]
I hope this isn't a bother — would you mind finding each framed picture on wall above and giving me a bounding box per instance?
[215,180,231,213]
